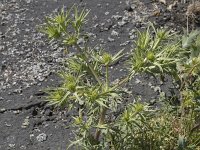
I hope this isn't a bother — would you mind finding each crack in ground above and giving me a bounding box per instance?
[0,101,48,114]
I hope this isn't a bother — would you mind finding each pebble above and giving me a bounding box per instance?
[111,30,119,36]
[135,78,141,84]
[97,4,101,7]
[5,122,12,127]
[108,37,115,42]
[129,35,135,40]
[13,88,22,94]
[29,134,34,141]
[118,21,127,26]
[13,110,20,114]
[0,108,6,113]
[20,145,27,149]
[77,38,85,45]
[8,144,15,148]
[111,15,122,20]
[21,117,30,128]
[36,133,47,142]
[120,41,130,46]
[45,109,52,116]
[105,12,109,15]
[153,86,161,93]
[129,29,136,35]
[25,0,31,3]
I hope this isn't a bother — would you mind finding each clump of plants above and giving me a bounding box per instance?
[41,6,200,150]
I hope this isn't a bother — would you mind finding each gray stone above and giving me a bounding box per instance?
[108,37,115,42]
[36,133,47,142]
[111,30,119,36]
[21,117,30,128]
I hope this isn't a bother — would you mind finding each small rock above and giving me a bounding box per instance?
[0,108,6,113]
[21,117,30,128]
[26,0,31,4]
[118,21,127,27]
[135,78,141,84]
[105,12,109,15]
[108,37,115,42]
[36,133,47,142]
[111,15,122,20]
[5,122,12,127]
[20,145,27,149]
[77,38,85,45]
[111,30,119,36]
[129,29,136,35]
[135,22,142,28]
[45,109,52,116]
[120,41,130,46]
[129,35,135,40]
[13,88,22,94]
[99,38,105,44]
[30,134,34,141]
[153,86,161,93]
[8,144,15,148]
[38,76,45,82]
[13,110,20,114]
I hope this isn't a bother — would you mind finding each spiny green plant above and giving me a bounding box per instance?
[41,5,200,150]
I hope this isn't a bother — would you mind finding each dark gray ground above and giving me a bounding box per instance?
[0,0,196,149]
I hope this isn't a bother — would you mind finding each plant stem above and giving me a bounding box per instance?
[106,65,109,90]
[111,76,130,91]
[74,44,101,85]
[95,66,108,141]
[152,38,161,51]
[94,73,132,141]
[95,107,107,141]
[187,15,189,35]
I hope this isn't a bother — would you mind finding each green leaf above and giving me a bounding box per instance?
[95,124,108,129]
[72,7,90,32]
[182,30,200,48]
[63,34,78,46]
[112,49,125,63]
[96,98,108,108]
[178,135,186,150]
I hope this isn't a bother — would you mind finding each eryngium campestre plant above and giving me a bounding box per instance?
[41,6,200,150]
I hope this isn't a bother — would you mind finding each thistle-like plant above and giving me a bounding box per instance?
[41,6,200,150]
[129,25,182,79]
[41,5,128,147]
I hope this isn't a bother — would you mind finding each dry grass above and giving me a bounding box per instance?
[186,1,200,16]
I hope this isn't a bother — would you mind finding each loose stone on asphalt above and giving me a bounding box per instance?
[36,133,47,142]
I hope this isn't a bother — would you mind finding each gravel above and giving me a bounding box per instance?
[0,0,67,92]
